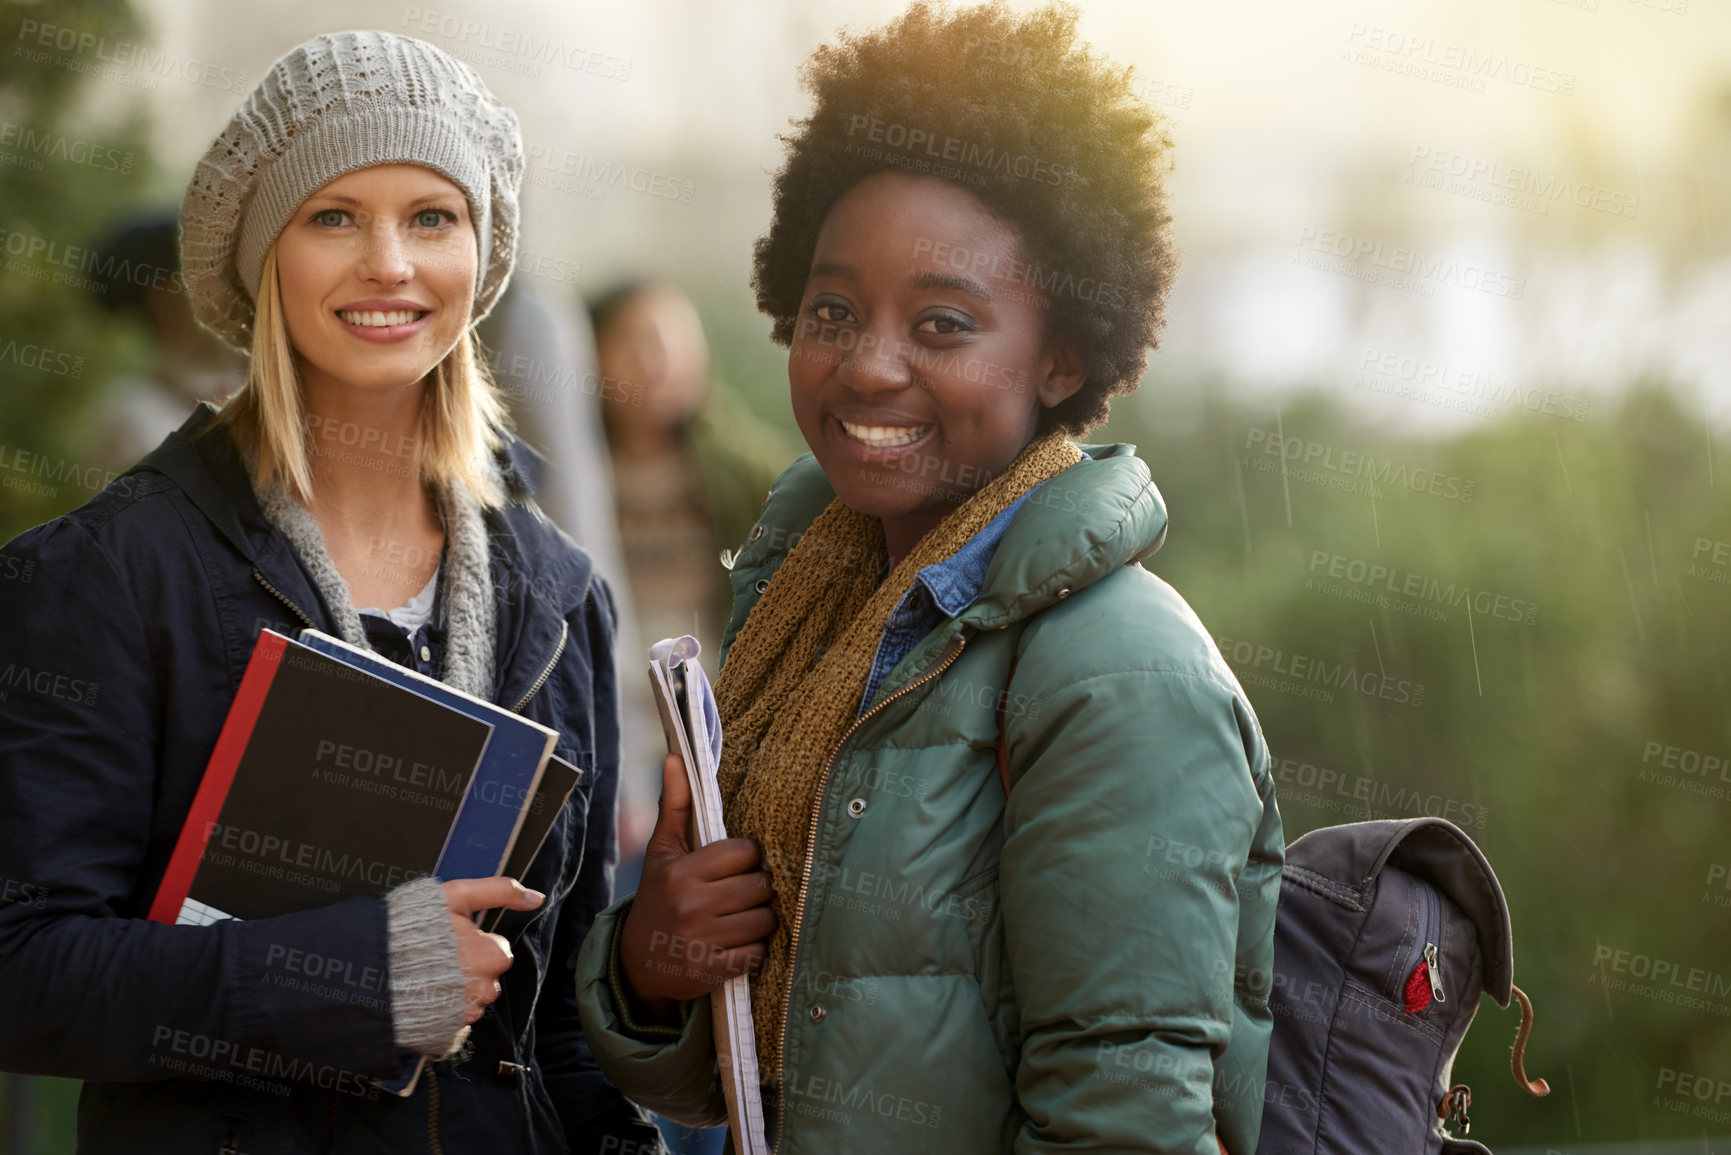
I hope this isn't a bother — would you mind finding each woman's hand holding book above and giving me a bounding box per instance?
[620,753,778,1024]
[441,876,545,1023]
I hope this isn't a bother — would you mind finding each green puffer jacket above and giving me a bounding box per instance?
[576,443,1285,1154]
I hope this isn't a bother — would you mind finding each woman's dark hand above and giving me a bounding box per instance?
[619,752,777,1022]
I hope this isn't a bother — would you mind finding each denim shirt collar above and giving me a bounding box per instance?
[859,485,1043,715]
[914,490,1036,617]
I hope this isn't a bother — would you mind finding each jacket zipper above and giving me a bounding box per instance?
[773,633,967,1152]
[511,619,567,713]
[1407,879,1445,1004]
[252,571,316,631]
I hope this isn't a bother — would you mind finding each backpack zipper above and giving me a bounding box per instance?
[1406,879,1445,1006]
[773,633,966,1152]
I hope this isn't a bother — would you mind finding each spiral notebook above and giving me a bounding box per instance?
[648,636,769,1155]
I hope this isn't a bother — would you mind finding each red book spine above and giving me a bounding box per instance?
[146,630,289,924]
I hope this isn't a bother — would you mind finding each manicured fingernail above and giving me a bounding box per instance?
[526,888,546,904]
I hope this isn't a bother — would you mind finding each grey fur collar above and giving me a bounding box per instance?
[244,443,498,701]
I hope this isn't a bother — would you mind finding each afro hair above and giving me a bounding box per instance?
[751,1,1178,435]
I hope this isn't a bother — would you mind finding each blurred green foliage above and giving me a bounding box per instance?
[1094,373,1731,1146]
[2,1,153,1149]
[0,0,155,542]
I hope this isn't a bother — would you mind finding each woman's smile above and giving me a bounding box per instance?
[332,297,436,344]
[829,411,938,463]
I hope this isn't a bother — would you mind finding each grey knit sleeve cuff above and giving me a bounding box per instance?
[385,876,470,1057]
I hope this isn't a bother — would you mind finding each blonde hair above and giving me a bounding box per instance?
[217,244,510,509]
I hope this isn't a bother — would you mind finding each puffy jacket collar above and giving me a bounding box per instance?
[746,442,1168,629]
[965,442,1168,629]
[127,402,592,707]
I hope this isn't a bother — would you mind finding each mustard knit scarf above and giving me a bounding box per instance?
[714,431,1084,1083]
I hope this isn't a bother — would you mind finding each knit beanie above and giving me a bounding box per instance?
[180,30,524,352]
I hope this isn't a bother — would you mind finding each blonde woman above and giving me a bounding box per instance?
[0,32,663,1155]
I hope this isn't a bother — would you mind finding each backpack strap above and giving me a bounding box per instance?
[1509,983,1551,1096]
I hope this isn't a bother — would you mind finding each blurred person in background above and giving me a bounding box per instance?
[591,281,796,883]
[83,213,246,470]
[592,281,795,662]
[478,277,628,592]
[0,31,662,1155]
[577,4,1282,1152]
[479,279,666,900]
[590,281,796,1155]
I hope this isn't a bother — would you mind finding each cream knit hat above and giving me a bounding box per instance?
[180,30,524,351]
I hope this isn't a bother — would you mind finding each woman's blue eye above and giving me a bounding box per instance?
[313,209,347,227]
[416,209,452,229]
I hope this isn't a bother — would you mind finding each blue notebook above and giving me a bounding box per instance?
[296,628,561,1096]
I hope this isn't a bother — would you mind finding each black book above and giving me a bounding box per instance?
[150,631,494,924]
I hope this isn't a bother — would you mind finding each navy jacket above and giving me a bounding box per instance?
[0,403,664,1155]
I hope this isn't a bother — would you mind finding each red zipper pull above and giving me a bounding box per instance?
[1403,960,1433,1012]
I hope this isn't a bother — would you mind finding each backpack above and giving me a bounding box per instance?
[1253,817,1550,1154]
[989,665,1548,1153]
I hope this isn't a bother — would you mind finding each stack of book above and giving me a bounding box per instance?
[148,628,581,1093]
